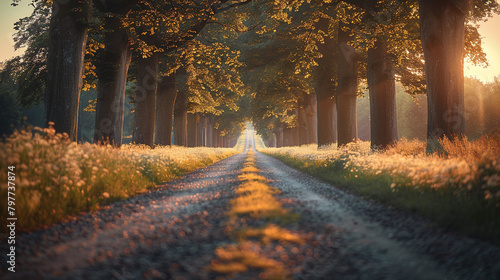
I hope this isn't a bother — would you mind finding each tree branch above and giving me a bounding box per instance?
[206,20,263,33]
[213,0,253,14]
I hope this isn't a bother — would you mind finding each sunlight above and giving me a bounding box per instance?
[465,14,500,83]
[261,134,500,203]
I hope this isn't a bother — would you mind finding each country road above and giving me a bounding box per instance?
[1,129,500,280]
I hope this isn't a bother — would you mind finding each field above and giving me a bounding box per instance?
[0,126,239,231]
[260,134,500,242]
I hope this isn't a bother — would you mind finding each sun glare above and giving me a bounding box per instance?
[465,14,500,83]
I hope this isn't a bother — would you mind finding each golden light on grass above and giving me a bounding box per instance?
[243,161,257,168]
[235,181,280,196]
[260,133,500,241]
[260,134,500,202]
[0,127,238,231]
[210,149,299,278]
[238,173,269,183]
[209,243,288,278]
[239,224,304,245]
[241,166,260,174]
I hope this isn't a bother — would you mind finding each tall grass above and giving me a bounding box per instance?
[0,126,238,231]
[261,133,500,242]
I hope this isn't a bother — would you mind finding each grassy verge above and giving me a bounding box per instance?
[260,135,500,243]
[0,126,239,232]
[209,149,302,279]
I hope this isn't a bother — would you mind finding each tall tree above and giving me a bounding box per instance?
[133,51,159,147]
[367,39,398,148]
[315,17,337,147]
[94,14,132,146]
[174,71,188,146]
[298,91,318,145]
[155,73,177,146]
[337,22,358,146]
[187,113,198,147]
[45,0,91,140]
[419,0,467,151]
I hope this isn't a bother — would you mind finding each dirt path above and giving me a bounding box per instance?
[2,129,499,279]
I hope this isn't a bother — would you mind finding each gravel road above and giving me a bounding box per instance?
[1,130,499,279]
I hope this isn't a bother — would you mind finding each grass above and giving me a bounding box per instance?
[210,243,287,279]
[209,149,302,279]
[260,133,500,243]
[0,126,239,232]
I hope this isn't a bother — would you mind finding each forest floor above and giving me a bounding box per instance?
[1,131,500,279]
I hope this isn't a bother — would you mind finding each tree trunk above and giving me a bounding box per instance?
[213,128,219,148]
[218,134,224,148]
[283,127,291,147]
[221,136,227,148]
[317,99,337,146]
[155,73,177,146]
[292,126,300,146]
[419,0,466,152]
[45,0,91,140]
[94,16,131,147]
[174,71,188,146]
[298,102,307,145]
[315,17,337,147]
[337,24,358,146]
[133,53,159,147]
[275,123,284,148]
[367,39,398,149]
[187,113,198,147]
[303,92,318,144]
[206,115,214,147]
[197,116,207,147]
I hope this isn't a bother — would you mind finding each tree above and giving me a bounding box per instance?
[44,0,92,140]
[93,14,132,146]
[133,51,158,146]
[155,73,177,146]
[298,91,318,144]
[174,68,188,146]
[418,0,498,151]
[337,21,359,146]
[367,38,398,148]
[315,16,338,147]
[419,0,467,151]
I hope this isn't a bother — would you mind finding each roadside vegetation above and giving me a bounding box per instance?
[0,126,240,232]
[210,149,302,279]
[260,132,500,243]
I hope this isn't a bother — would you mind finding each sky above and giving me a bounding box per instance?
[0,2,499,83]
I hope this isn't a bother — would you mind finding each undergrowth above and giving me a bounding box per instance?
[0,126,238,232]
[261,133,500,243]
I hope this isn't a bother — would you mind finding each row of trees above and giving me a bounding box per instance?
[1,0,498,151]
[245,0,497,151]
[3,0,254,147]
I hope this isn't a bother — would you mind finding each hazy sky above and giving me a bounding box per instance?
[1,2,499,82]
